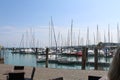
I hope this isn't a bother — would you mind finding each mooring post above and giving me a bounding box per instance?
[82,47,87,70]
[12,48,15,52]
[105,48,107,63]
[45,47,49,68]
[86,47,88,61]
[0,47,4,63]
[35,48,38,54]
[3,47,5,55]
[94,47,98,70]
[0,47,1,58]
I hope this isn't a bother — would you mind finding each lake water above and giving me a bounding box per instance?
[0,50,112,70]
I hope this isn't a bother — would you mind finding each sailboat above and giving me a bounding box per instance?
[20,29,35,54]
[62,20,82,56]
[49,17,57,55]
[11,34,25,53]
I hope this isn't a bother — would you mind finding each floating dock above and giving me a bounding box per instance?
[37,59,110,67]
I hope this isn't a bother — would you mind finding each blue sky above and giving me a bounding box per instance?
[0,0,120,47]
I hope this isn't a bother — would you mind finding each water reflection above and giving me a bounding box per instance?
[1,50,112,70]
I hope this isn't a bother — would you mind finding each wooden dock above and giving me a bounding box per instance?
[37,59,110,67]
[0,64,107,80]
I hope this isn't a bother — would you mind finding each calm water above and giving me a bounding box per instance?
[0,50,112,70]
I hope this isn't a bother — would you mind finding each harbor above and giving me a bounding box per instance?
[0,42,114,70]
[1,0,120,79]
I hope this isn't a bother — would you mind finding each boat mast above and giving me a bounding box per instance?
[117,23,120,43]
[60,34,63,52]
[51,17,57,53]
[86,27,89,47]
[70,19,73,53]
[37,40,39,48]
[29,28,32,48]
[32,29,35,48]
[78,29,80,46]
[49,21,51,48]
[111,32,113,43]
[50,20,52,48]
[104,30,106,43]
[67,30,70,46]
[57,32,60,47]
[81,37,84,46]
[26,30,28,48]
[19,34,24,48]
[108,24,110,43]
[93,32,95,45]
[96,25,99,44]
[73,32,76,46]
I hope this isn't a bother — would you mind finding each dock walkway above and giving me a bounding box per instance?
[37,59,110,67]
[0,64,107,80]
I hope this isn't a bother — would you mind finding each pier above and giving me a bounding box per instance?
[0,64,107,80]
[37,59,110,67]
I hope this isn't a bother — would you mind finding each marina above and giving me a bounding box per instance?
[1,0,120,80]
[0,45,113,70]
